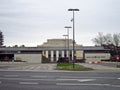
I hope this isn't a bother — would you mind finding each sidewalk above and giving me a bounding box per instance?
[78,63,120,71]
[0,62,56,71]
[0,62,120,71]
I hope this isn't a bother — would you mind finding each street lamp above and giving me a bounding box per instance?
[63,35,68,57]
[64,26,72,61]
[68,8,79,68]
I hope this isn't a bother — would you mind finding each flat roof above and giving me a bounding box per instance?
[0,46,109,51]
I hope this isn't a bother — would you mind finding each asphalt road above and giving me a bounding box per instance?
[0,70,120,90]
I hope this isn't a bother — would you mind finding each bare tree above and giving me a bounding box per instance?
[92,32,105,46]
[103,33,113,45]
[0,30,3,47]
[92,32,120,46]
[113,33,120,46]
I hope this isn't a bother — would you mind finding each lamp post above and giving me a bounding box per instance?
[63,35,68,57]
[64,26,72,61]
[68,8,79,68]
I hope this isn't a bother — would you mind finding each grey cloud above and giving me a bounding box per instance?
[0,0,120,46]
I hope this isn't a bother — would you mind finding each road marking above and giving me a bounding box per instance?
[0,81,2,84]
[118,78,120,79]
[56,83,110,86]
[57,79,79,81]
[57,76,116,79]
[78,79,96,82]
[57,79,96,82]
[30,75,47,78]
[111,85,120,87]
[57,83,120,87]
[19,82,39,85]
[0,77,55,81]
[4,75,19,77]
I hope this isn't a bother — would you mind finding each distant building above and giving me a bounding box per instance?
[0,47,42,63]
[38,39,110,63]
[0,39,110,63]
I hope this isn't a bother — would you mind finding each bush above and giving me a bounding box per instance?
[42,56,50,63]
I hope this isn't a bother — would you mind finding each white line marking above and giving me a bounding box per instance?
[111,85,120,87]
[63,76,114,79]
[4,75,19,77]
[57,83,120,87]
[57,79,96,82]
[78,79,96,82]
[30,75,47,78]
[118,78,120,79]
[56,83,110,86]
[56,79,78,81]
[0,77,55,81]
[19,82,39,85]
[0,81,2,84]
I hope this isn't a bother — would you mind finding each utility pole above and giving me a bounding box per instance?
[68,8,79,68]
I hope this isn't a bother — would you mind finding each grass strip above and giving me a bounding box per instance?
[57,63,93,71]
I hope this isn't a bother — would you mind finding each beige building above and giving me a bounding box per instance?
[0,39,110,63]
[38,39,110,63]
[14,54,42,63]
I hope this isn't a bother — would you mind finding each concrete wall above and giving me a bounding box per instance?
[14,54,42,63]
[85,53,110,62]
[76,50,83,59]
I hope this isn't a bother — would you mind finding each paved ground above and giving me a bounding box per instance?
[0,70,120,90]
[0,61,120,71]
[78,63,120,71]
[0,62,56,71]
[0,62,120,90]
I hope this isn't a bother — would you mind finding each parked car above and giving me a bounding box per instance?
[111,55,120,62]
[57,57,70,63]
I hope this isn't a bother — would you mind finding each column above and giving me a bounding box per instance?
[72,50,73,60]
[42,51,45,56]
[66,50,69,57]
[45,51,48,58]
[56,50,59,61]
[62,50,64,57]
[51,51,54,62]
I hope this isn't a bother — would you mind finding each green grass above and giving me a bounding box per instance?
[57,63,93,71]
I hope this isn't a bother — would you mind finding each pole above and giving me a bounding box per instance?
[72,10,75,68]
[68,8,79,68]
[64,26,72,62]
[63,35,68,57]
[67,28,69,59]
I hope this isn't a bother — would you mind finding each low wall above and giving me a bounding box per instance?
[14,54,42,63]
[85,53,110,62]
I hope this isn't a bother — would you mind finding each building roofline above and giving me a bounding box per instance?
[0,46,109,51]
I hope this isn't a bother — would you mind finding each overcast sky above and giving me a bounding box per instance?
[0,0,120,46]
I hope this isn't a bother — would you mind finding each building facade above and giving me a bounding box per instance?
[0,47,42,63]
[38,39,110,63]
[0,39,110,63]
